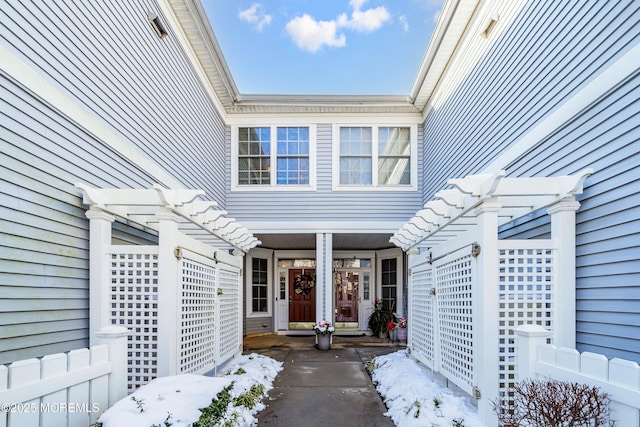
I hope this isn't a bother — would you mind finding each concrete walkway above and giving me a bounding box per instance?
[244,335,401,426]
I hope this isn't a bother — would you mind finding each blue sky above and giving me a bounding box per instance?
[202,0,445,95]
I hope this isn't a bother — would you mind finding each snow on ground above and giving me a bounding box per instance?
[98,353,282,427]
[371,350,486,427]
[98,349,485,427]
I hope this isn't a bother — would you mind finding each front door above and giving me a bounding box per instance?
[288,269,316,326]
[335,271,358,325]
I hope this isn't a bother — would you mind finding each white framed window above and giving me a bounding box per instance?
[232,125,317,191]
[376,248,404,317]
[251,257,269,313]
[332,124,417,190]
[246,249,272,317]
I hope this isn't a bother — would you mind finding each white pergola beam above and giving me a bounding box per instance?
[392,169,594,253]
[75,184,257,254]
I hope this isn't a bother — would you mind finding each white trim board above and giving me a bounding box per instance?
[481,40,640,175]
[0,44,183,190]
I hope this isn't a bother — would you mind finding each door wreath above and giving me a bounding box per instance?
[293,274,315,295]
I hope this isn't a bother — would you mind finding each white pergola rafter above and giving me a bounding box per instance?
[391,169,594,252]
[75,183,260,253]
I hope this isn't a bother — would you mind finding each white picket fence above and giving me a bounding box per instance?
[0,327,128,427]
[516,324,640,426]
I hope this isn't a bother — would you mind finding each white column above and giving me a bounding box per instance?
[514,324,552,381]
[547,199,580,348]
[95,326,130,406]
[85,208,115,347]
[316,233,333,322]
[155,208,181,377]
[473,200,501,425]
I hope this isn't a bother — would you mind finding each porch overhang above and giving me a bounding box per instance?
[75,183,260,253]
[391,169,594,252]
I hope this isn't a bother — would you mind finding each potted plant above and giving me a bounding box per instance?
[395,317,407,343]
[367,299,397,338]
[313,319,334,350]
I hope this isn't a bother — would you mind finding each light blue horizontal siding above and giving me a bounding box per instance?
[1,1,229,362]
[422,0,639,199]
[0,75,166,363]
[226,123,424,224]
[245,318,273,336]
[424,0,640,362]
[1,0,227,203]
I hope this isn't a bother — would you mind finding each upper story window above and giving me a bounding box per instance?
[238,127,271,185]
[339,127,372,185]
[333,124,417,190]
[277,127,309,185]
[233,125,316,191]
[378,127,410,185]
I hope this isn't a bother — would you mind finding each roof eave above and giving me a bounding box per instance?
[409,0,481,112]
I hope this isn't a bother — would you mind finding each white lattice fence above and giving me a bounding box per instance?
[497,244,554,400]
[436,253,474,394]
[179,253,216,374]
[108,247,159,392]
[409,268,435,368]
[218,267,241,363]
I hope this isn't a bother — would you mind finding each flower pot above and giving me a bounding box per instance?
[396,327,407,343]
[317,333,331,350]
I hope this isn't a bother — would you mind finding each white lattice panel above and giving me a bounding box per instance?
[179,256,216,373]
[409,269,435,367]
[108,248,159,391]
[218,267,241,362]
[436,254,474,393]
[498,247,554,398]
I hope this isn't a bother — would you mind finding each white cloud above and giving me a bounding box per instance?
[337,0,391,33]
[285,0,391,53]
[285,14,346,53]
[238,3,272,32]
[399,15,409,33]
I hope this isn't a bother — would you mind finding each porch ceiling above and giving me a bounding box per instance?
[256,233,395,251]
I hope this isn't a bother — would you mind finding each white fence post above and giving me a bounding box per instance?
[95,326,130,407]
[547,200,580,348]
[514,324,551,380]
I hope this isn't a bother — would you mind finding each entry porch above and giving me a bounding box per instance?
[244,233,404,336]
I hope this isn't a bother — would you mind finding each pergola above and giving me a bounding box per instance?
[75,183,260,253]
[391,169,594,253]
[390,169,594,425]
